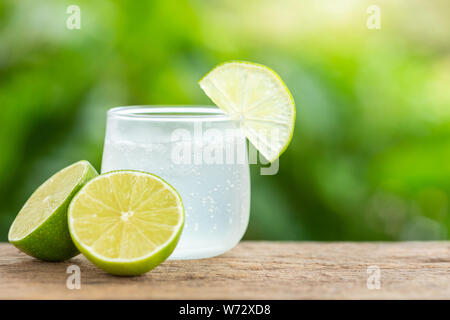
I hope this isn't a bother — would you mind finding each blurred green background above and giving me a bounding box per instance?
[1,0,449,242]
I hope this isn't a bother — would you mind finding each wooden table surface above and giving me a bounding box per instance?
[1,241,449,300]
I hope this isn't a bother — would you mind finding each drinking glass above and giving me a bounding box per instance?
[101,106,251,259]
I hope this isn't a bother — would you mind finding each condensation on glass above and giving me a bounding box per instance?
[102,106,251,259]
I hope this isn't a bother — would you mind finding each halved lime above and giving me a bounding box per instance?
[68,170,184,276]
[8,160,98,261]
[199,61,295,162]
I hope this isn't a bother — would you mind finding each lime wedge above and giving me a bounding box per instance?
[68,171,184,276]
[199,61,295,162]
[8,160,98,261]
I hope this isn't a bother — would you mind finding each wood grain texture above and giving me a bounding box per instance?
[1,241,449,300]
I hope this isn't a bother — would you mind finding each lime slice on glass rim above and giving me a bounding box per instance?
[8,160,98,261]
[199,61,295,162]
[68,170,184,276]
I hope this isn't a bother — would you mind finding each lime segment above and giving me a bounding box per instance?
[8,160,98,261]
[68,170,184,276]
[199,61,295,162]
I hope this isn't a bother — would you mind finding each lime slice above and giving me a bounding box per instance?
[199,61,295,162]
[68,170,184,276]
[8,160,98,261]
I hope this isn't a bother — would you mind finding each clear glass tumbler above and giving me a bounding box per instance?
[101,106,251,259]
